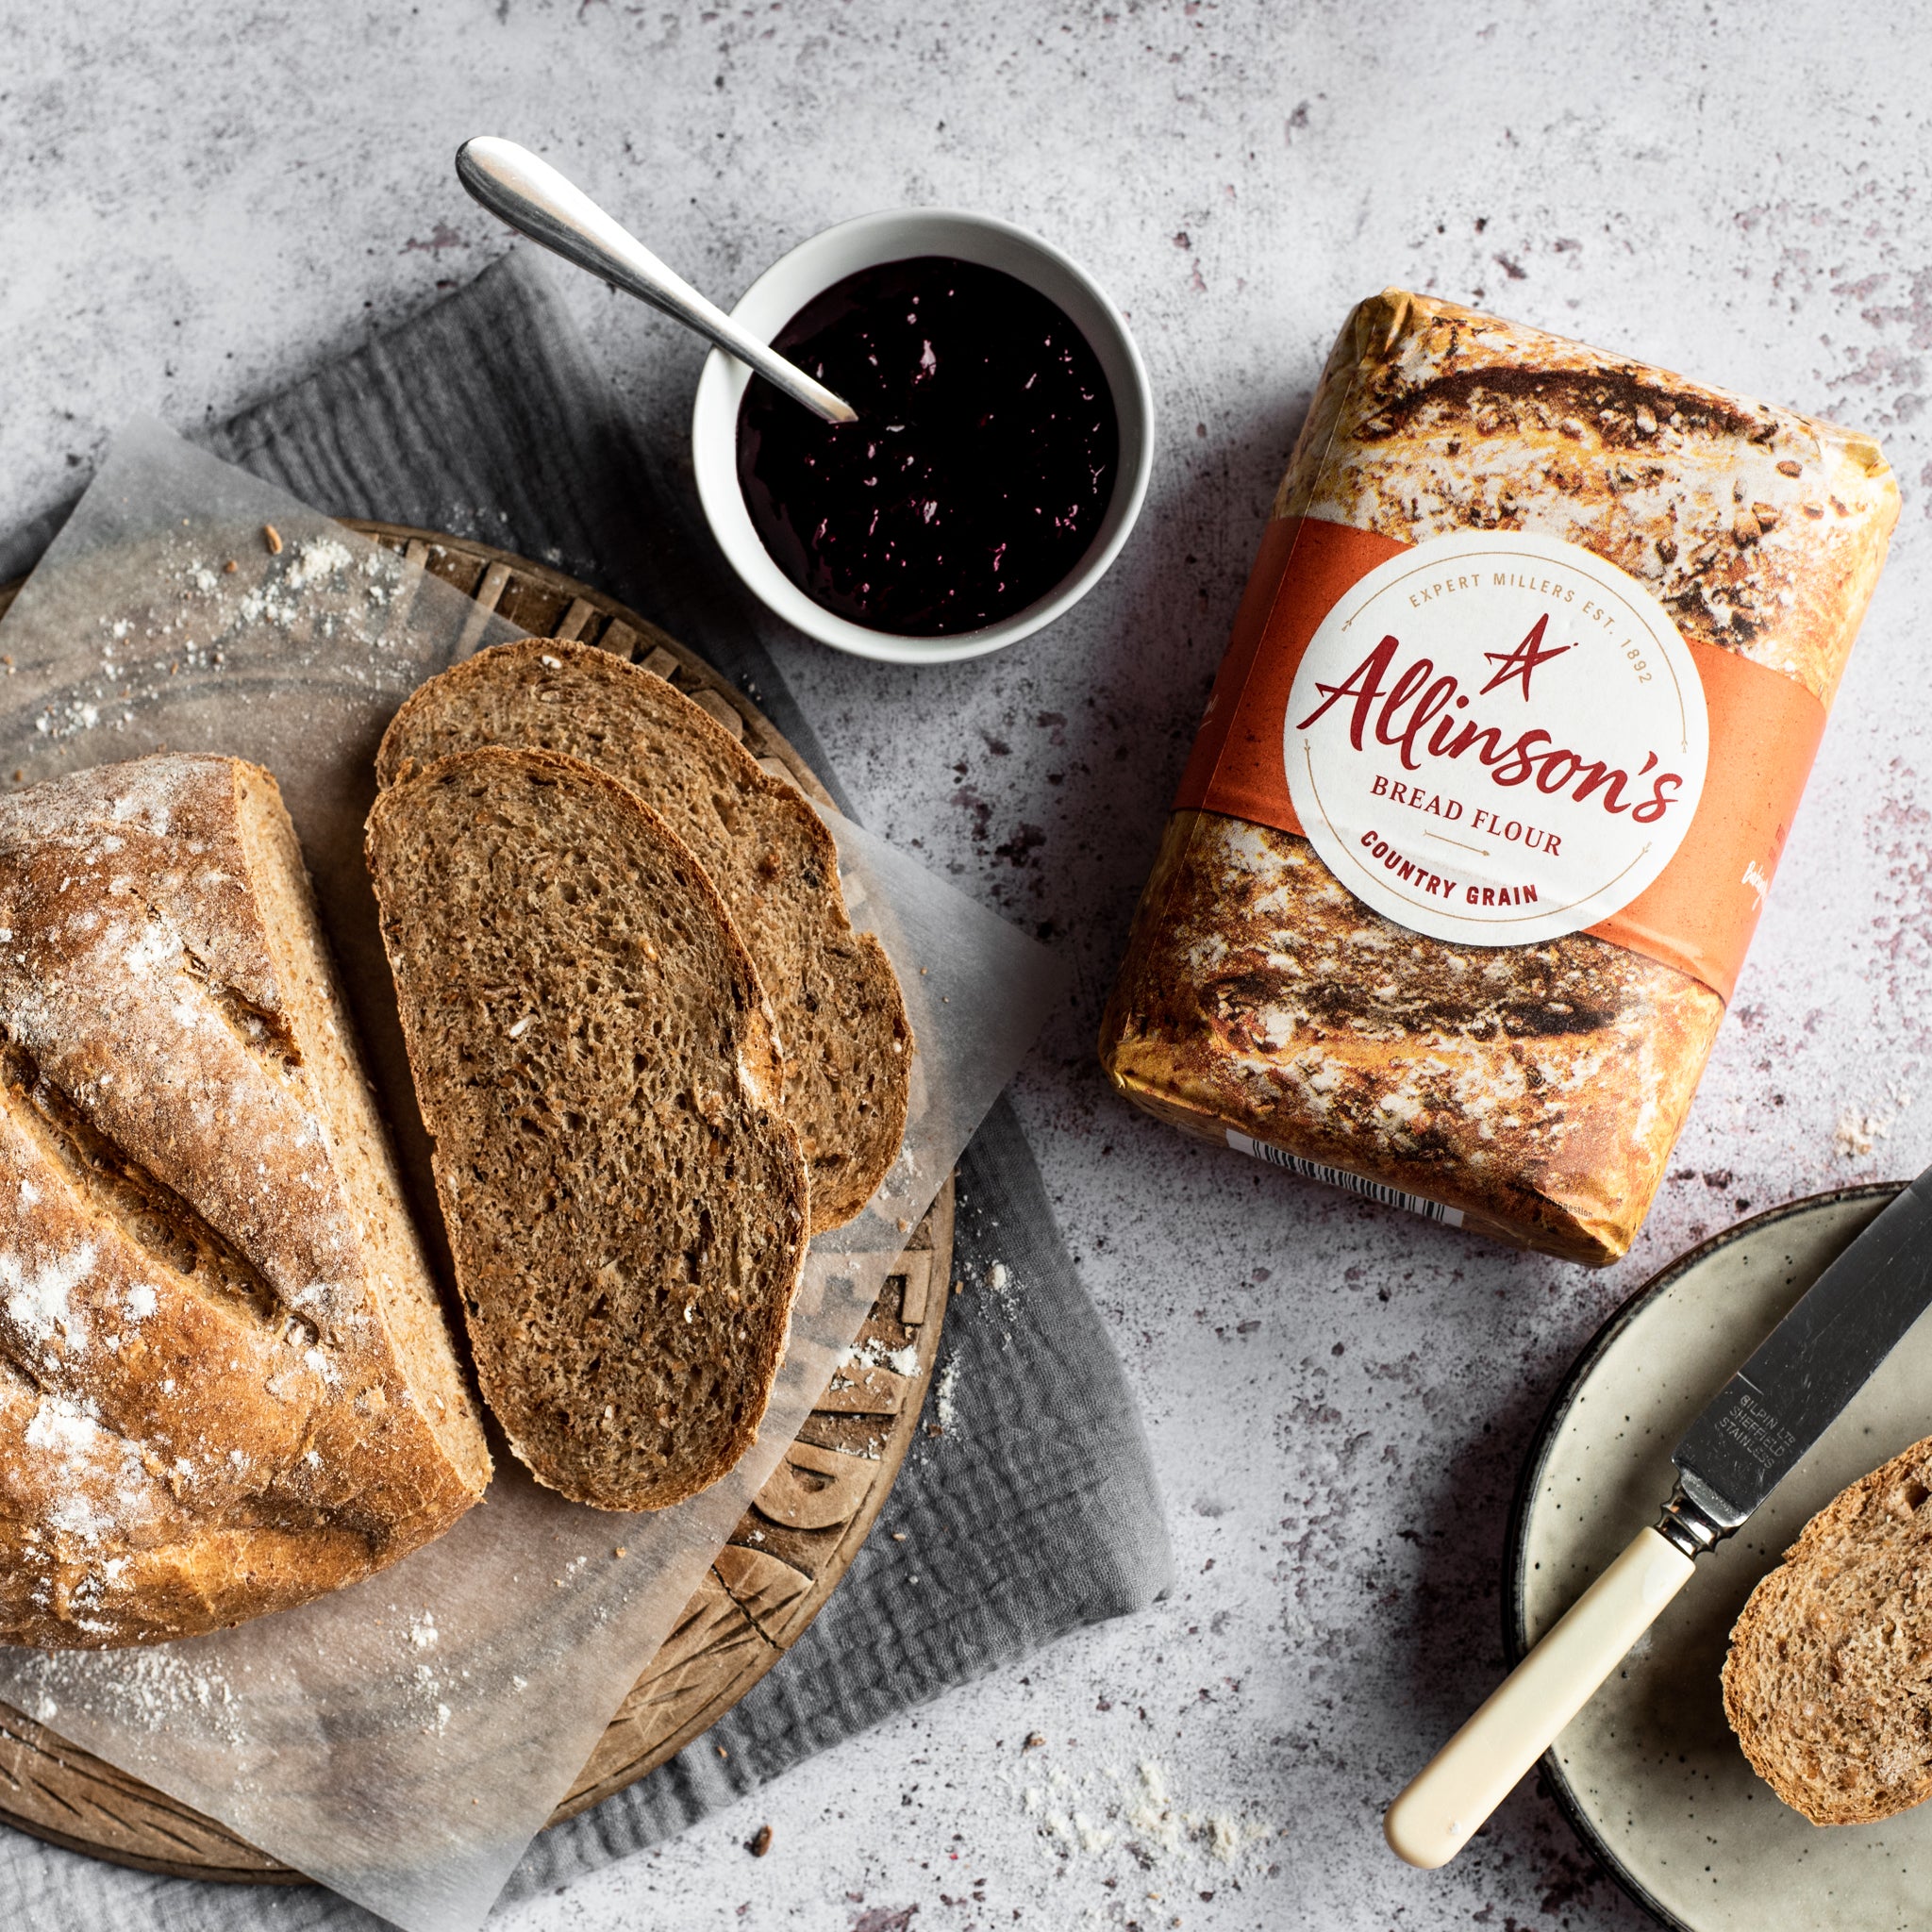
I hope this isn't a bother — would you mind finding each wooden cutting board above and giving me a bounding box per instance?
[0,526,954,1881]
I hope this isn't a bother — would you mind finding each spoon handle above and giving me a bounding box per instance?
[455,137,856,425]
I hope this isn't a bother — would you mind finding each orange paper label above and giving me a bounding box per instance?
[1174,516,1825,1004]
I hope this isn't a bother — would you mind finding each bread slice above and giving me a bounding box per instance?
[1723,1433,1932,1824]
[365,746,808,1511]
[375,638,910,1232]
[0,754,491,1647]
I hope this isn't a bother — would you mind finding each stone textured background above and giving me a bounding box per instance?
[6,3,1931,1927]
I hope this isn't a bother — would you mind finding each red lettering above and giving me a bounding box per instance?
[1537,750,1582,793]
[1399,675,1459,773]
[1479,611,1574,700]
[1490,730,1552,787]
[1633,771,1682,824]
[1374,658,1434,753]
[1297,635,1400,747]
[1570,758,1633,811]
[1441,721,1504,765]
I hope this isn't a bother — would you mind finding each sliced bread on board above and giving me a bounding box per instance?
[1723,1432,1932,1824]
[375,638,910,1233]
[0,754,491,1647]
[365,746,809,1511]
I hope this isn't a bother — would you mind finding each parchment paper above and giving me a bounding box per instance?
[0,419,1066,1931]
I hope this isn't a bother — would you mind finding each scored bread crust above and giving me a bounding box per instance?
[375,639,911,1233]
[1723,1434,1932,1825]
[0,755,491,1648]
[1100,289,1898,1263]
[366,746,810,1511]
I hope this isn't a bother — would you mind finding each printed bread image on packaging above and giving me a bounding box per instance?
[1099,289,1897,1263]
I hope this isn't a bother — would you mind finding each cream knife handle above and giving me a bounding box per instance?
[1384,1525,1695,1869]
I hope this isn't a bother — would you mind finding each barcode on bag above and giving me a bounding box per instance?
[1225,1131,1465,1227]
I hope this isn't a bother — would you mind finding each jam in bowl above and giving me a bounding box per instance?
[691,209,1154,665]
[736,257,1120,639]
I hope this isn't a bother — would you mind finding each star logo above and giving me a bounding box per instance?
[1478,612,1573,700]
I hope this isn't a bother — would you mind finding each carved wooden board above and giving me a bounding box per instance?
[0,527,954,1880]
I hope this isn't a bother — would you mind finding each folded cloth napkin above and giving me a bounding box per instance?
[0,251,1173,1929]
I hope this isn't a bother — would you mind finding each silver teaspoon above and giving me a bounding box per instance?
[455,137,858,425]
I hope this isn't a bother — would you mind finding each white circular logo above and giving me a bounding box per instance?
[1285,530,1707,947]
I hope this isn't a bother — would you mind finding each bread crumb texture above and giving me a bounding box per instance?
[375,638,910,1231]
[366,746,808,1512]
[0,754,489,1649]
[1724,1433,1932,1824]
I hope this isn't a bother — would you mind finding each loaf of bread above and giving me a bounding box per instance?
[1723,1433,1932,1824]
[366,747,809,1511]
[375,639,910,1232]
[1100,290,1898,1263]
[0,755,491,1648]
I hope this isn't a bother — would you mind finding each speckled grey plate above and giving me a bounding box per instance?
[1508,1184,1932,1931]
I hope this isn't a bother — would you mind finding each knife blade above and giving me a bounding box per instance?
[1384,1169,1932,1870]
[1666,1170,1932,1546]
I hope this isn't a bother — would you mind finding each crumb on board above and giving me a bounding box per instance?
[262,524,282,554]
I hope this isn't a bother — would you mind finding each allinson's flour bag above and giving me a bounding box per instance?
[1098,290,1898,1263]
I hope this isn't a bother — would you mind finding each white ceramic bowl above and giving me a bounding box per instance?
[691,208,1155,666]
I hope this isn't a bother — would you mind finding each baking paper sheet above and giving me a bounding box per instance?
[0,419,1067,1930]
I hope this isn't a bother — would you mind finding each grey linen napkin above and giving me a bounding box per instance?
[0,251,1173,1929]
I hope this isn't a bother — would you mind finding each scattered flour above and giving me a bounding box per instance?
[282,538,355,591]
[934,1355,962,1436]
[13,1642,246,1745]
[1017,1752,1275,1876]
[841,1335,923,1378]
[3,1239,98,1357]
[1837,1087,1913,1161]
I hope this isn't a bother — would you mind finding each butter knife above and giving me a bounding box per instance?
[1385,1169,1932,1868]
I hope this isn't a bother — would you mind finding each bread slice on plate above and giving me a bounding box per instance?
[0,755,491,1648]
[366,746,809,1511]
[375,638,910,1232]
[1723,1432,1932,1824]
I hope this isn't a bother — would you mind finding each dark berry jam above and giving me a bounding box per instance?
[737,256,1119,637]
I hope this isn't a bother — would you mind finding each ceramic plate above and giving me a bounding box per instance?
[1508,1183,1932,1930]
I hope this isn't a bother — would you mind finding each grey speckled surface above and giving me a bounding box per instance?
[6,3,1932,1926]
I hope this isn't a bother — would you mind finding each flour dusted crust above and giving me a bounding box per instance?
[0,755,489,1647]
[1101,291,1897,1263]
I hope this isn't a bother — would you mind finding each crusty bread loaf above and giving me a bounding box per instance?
[1723,1434,1932,1824]
[375,639,911,1232]
[1100,289,1898,1264]
[0,755,491,1648]
[365,746,808,1511]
